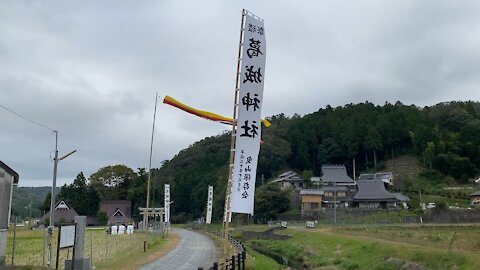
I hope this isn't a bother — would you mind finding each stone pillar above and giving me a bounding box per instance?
[74,216,86,259]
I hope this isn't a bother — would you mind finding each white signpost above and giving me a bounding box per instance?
[59,225,76,249]
[56,224,76,270]
[230,11,266,215]
[206,186,214,224]
[164,184,170,224]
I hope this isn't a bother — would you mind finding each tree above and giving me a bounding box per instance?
[40,192,52,213]
[57,172,100,216]
[365,127,382,167]
[97,211,108,226]
[254,184,290,222]
[90,165,137,200]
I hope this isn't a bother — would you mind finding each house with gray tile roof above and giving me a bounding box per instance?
[312,165,356,187]
[392,193,411,209]
[358,172,394,186]
[272,170,305,190]
[353,180,398,209]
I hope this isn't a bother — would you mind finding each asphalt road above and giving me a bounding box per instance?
[139,228,220,270]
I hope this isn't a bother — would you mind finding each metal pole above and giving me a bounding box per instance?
[334,180,337,224]
[223,8,246,260]
[42,213,46,266]
[145,92,158,231]
[48,130,59,270]
[90,232,93,268]
[12,216,17,265]
[353,157,356,180]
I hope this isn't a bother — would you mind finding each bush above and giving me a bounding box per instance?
[97,210,108,225]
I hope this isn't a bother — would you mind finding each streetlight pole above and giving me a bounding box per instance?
[47,130,76,270]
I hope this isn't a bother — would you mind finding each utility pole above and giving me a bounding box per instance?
[48,131,76,270]
[145,92,158,231]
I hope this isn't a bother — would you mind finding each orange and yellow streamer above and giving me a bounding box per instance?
[163,95,271,127]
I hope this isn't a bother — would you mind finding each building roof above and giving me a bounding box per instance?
[100,200,131,216]
[40,200,79,225]
[100,200,131,224]
[0,160,19,184]
[319,165,355,184]
[322,185,348,192]
[354,180,397,201]
[358,172,394,185]
[300,189,324,196]
[392,193,411,202]
[272,170,303,183]
[469,191,480,197]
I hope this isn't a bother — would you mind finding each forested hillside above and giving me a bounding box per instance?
[13,101,479,223]
[156,101,480,222]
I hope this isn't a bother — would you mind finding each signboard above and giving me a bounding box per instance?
[230,11,266,214]
[206,186,213,224]
[59,225,76,248]
[164,184,170,223]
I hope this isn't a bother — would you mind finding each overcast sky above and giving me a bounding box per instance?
[1,0,480,187]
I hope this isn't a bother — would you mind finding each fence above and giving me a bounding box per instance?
[4,226,162,269]
[276,208,480,227]
[186,224,246,270]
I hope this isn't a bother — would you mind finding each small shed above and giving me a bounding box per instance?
[469,191,480,206]
[0,161,19,265]
[300,189,323,213]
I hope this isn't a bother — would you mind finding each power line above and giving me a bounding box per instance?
[0,103,55,133]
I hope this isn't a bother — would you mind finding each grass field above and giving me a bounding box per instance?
[336,224,480,252]
[4,227,171,270]
[241,224,480,270]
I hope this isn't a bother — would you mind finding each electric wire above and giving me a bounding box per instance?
[0,103,55,133]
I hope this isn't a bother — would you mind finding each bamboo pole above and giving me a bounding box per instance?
[223,9,246,259]
[145,92,159,234]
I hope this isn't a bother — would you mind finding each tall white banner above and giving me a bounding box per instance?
[164,184,170,223]
[206,185,213,224]
[230,12,266,214]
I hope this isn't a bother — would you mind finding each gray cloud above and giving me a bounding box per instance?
[1,0,480,186]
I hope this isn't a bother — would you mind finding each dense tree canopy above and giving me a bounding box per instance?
[30,101,480,223]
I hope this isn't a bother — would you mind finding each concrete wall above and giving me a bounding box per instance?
[0,168,14,266]
[0,230,7,265]
[0,170,13,229]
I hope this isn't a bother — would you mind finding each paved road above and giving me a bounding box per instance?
[140,228,220,270]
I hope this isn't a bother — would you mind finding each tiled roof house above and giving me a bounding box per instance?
[311,165,356,187]
[353,180,397,209]
[100,200,131,225]
[40,200,79,225]
[271,171,305,189]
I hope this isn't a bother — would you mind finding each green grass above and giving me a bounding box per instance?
[245,246,282,270]
[421,194,470,207]
[336,224,480,252]
[4,227,168,269]
[246,226,480,270]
